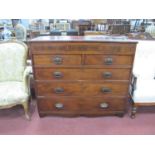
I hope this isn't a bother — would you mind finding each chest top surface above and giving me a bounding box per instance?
[29,36,138,44]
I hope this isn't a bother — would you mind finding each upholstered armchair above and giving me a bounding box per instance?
[0,41,31,120]
[130,41,155,118]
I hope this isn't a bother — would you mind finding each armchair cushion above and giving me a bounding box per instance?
[0,42,27,82]
[133,79,155,103]
[0,81,28,106]
[133,41,155,79]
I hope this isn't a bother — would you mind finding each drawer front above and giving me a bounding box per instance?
[31,42,136,55]
[38,97,126,113]
[80,97,126,111]
[38,97,80,112]
[35,68,131,80]
[36,81,129,96]
[33,54,81,66]
[85,55,133,66]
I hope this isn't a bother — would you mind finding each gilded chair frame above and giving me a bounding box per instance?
[0,40,31,120]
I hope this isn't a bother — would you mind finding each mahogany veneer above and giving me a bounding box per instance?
[29,36,137,117]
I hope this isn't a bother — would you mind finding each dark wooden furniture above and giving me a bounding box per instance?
[29,36,137,117]
[78,23,92,36]
[109,24,131,34]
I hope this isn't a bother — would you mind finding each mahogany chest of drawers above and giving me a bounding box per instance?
[29,36,137,117]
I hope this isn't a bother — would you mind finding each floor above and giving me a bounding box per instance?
[0,100,155,135]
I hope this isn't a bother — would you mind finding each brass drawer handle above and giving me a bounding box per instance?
[101,87,112,93]
[100,102,109,109]
[55,103,64,109]
[103,72,112,78]
[54,87,64,93]
[53,56,63,65]
[104,57,113,65]
[53,71,63,78]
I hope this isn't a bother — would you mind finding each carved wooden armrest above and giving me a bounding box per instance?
[130,73,137,96]
[23,67,31,96]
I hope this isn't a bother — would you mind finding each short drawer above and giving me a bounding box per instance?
[33,54,81,66]
[37,96,126,114]
[36,81,129,96]
[85,55,133,66]
[38,97,80,112]
[35,68,131,80]
[80,97,126,111]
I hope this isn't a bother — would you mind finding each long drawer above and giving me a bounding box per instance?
[37,96,126,114]
[35,68,131,80]
[36,81,129,96]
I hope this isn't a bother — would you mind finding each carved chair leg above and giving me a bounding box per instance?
[130,104,137,119]
[22,101,31,121]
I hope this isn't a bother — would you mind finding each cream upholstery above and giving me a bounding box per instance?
[133,79,155,103]
[132,41,155,102]
[133,41,155,80]
[0,42,27,81]
[0,41,31,120]
[0,82,28,106]
[130,40,155,118]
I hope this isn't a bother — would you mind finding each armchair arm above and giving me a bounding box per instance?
[130,73,137,96]
[23,66,32,96]
[27,59,32,66]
